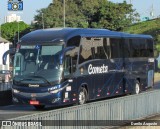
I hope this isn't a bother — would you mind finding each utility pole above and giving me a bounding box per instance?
[130,0,132,4]
[0,18,1,37]
[150,3,154,18]
[42,13,44,29]
[63,0,65,28]
[0,24,1,37]
[17,21,19,42]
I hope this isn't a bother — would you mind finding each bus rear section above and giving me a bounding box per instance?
[123,38,154,94]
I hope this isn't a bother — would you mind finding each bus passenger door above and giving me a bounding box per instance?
[63,48,78,103]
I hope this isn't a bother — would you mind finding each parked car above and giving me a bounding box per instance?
[0,70,11,83]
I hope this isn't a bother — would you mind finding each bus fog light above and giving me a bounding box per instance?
[65,92,68,98]
[13,97,19,102]
[13,89,20,93]
[52,98,60,103]
[50,88,63,94]
[50,89,59,94]
[66,86,71,91]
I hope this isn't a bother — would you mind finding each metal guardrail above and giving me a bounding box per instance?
[2,90,160,129]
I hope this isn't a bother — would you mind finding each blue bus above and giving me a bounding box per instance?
[3,28,154,109]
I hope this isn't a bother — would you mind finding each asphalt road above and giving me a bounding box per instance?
[0,81,159,120]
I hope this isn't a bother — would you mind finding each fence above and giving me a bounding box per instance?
[2,90,160,129]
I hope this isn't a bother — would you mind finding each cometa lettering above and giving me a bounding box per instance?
[88,64,108,75]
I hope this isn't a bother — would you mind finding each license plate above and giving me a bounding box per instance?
[30,100,39,105]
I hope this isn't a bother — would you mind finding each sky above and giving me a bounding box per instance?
[110,0,160,19]
[0,0,52,24]
[0,0,160,25]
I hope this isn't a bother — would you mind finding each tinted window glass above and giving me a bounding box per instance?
[147,39,154,57]
[79,37,107,64]
[131,39,141,57]
[65,47,78,74]
[79,37,92,64]
[124,39,131,58]
[103,38,111,59]
[110,38,122,58]
[130,38,153,57]
[139,39,146,57]
[92,38,106,59]
[67,36,81,47]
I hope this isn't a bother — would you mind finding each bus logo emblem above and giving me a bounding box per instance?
[31,93,37,97]
[88,64,108,75]
[28,84,39,87]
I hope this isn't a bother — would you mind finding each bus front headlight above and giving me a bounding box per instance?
[49,88,63,94]
[13,89,20,93]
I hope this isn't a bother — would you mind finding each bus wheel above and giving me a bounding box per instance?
[34,105,45,110]
[78,87,87,105]
[134,80,140,94]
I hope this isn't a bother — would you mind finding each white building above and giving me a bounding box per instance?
[5,14,22,23]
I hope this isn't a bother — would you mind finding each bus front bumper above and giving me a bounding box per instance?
[12,91,63,105]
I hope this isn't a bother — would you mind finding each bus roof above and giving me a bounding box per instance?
[20,28,153,43]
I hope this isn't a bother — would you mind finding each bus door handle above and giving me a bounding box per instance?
[68,79,73,82]
[122,67,125,71]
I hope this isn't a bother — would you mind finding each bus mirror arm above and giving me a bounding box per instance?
[60,46,76,65]
[3,48,16,65]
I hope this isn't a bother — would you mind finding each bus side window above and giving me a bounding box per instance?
[72,53,78,73]
[110,38,122,58]
[64,48,78,77]
[67,36,81,47]
[131,39,141,57]
[64,56,71,77]
[103,38,111,59]
[147,39,154,57]
[79,38,92,64]
[124,39,131,58]
[14,53,24,75]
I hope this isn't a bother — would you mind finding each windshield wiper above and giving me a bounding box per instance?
[18,78,34,83]
[17,75,52,86]
[30,75,52,86]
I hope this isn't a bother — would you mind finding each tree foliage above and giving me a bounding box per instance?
[1,21,30,42]
[33,0,139,31]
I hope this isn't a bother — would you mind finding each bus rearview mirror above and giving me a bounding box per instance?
[60,46,76,65]
[3,48,16,65]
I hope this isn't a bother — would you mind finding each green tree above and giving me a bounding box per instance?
[92,1,140,30]
[1,21,30,43]
[33,0,139,31]
[33,0,87,28]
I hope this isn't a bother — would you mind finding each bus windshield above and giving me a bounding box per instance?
[13,44,63,86]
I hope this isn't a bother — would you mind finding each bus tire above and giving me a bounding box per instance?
[133,80,140,94]
[34,105,45,110]
[78,87,87,105]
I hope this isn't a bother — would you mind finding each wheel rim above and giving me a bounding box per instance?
[79,90,86,104]
[135,83,140,94]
